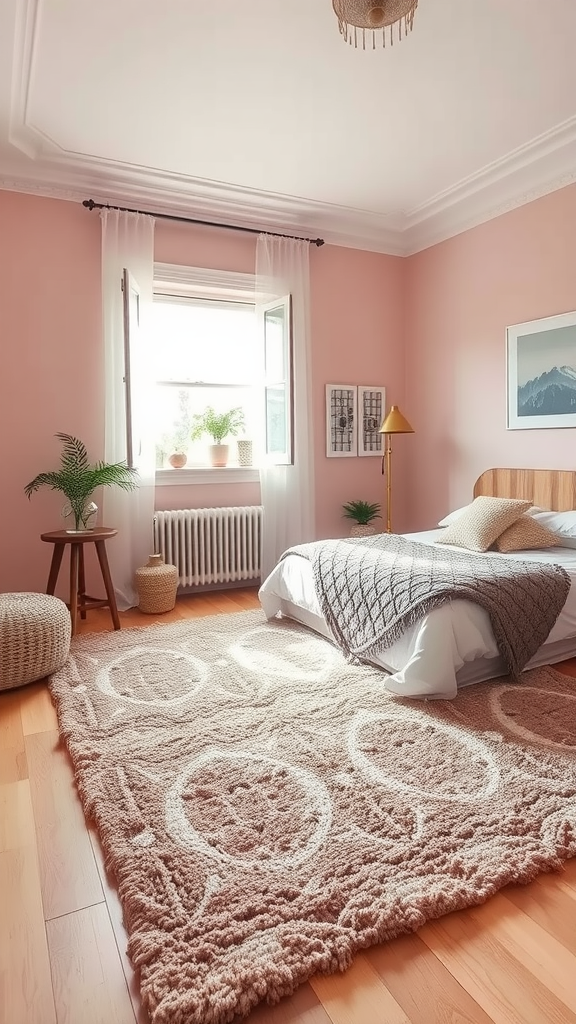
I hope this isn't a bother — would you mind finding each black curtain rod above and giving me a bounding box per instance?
[82,199,325,246]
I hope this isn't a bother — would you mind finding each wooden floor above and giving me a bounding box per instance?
[2,589,576,1024]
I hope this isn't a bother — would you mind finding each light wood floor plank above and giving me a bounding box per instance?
[310,954,411,1024]
[0,688,28,783]
[0,843,56,1023]
[25,729,103,920]
[20,680,59,735]
[468,894,576,1014]
[365,930,494,1024]
[87,826,150,1024]
[420,907,576,1024]
[46,902,135,1024]
[505,874,576,955]
[0,778,36,852]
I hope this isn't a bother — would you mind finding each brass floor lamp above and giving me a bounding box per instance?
[379,405,414,533]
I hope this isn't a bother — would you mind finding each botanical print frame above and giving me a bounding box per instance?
[325,384,357,457]
[357,385,386,456]
[507,310,576,429]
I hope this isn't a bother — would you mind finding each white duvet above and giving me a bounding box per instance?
[258,529,576,699]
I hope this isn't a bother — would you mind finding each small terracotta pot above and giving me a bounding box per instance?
[168,453,187,469]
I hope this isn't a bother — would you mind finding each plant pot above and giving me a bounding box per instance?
[168,453,187,469]
[209,444,229,468]
[349,524,377,537]
[237,439,253,467]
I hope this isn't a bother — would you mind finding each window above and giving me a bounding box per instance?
[148,265,293,476]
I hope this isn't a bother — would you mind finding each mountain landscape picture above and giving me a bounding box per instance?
[518,363,576,416]
[512,319,576,424]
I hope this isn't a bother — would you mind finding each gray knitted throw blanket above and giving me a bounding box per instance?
[285,534,571,677]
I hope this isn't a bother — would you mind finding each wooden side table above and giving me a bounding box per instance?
[40,527,120,636]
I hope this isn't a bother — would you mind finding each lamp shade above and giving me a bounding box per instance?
[378,405,414,434]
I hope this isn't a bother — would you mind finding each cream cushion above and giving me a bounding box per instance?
[438,503,546,527]
[0,593,71,691]
[493,515,559,553]
[436,496,532,552]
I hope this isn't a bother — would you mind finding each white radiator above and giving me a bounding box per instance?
[154,506,263,587]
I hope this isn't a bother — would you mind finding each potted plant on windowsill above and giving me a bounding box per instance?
[24,433,138,532]
[342,500,382,538]
[159,389,193,469]
[190,406,246,468]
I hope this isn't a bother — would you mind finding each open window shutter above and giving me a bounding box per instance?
[261,294,293,466]
[122,268,141,468]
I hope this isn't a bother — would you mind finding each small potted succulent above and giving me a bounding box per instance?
[190,406,246,468]
[25,433,138,532]
[342,499,382,537]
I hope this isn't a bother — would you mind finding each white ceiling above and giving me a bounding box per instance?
[1,0,576,254]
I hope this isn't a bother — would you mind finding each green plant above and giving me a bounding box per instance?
[25,433,138,531]
[342,500,382,525]
[190,406,246,445]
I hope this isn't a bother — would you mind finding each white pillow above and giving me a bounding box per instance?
[438,503,546,528]
[532,510,576,547]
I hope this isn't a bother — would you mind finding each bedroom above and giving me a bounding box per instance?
[1,1,576,1022]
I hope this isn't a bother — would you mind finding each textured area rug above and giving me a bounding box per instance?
[49,609,576,1024]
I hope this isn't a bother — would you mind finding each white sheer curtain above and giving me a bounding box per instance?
[256,234,315,579]
[101,210,156,609]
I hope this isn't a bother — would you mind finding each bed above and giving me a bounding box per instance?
[259,468,576,699]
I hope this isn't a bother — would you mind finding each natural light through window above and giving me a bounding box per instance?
[152,297,262,470]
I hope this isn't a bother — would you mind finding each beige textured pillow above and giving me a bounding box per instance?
[436,496,531,552]
[493,515,559,553]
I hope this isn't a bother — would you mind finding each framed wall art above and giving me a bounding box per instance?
[507,310,576,429]
[357,385,386,456]
[325,384,357,457]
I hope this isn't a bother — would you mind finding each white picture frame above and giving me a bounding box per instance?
[325,384,357,457]
[507,310,576,429]
[357,386,386,456]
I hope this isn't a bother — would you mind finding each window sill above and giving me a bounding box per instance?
[155,468,260,486]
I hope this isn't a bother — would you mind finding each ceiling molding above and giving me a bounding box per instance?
[403,115,576,253]
[3,138,576,257]
[0,157,407,255]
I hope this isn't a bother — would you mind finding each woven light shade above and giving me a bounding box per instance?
[332,0,418,48]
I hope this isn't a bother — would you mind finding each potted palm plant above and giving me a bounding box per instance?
[342,499,382,537]
[25,433,138,532]
[190,406,246,468]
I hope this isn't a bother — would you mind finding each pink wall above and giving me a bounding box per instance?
[0,190,404,594]
[0,192,103,599]
[405,183,576,532]
[310,244,407,538]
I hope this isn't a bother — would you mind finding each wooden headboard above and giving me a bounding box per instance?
[474,468,576,512]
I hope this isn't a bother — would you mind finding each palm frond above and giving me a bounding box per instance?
[55,433,89,475]
[24,435,139,523]
[24,471,66,498]
[87,463,139,491]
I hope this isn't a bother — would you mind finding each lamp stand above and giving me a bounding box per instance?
[383,434,392,533]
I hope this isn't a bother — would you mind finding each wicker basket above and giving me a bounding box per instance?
[0,592,71,691]
[134,554,178,613]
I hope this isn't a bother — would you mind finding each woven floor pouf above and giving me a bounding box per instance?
[0,592,71,691]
